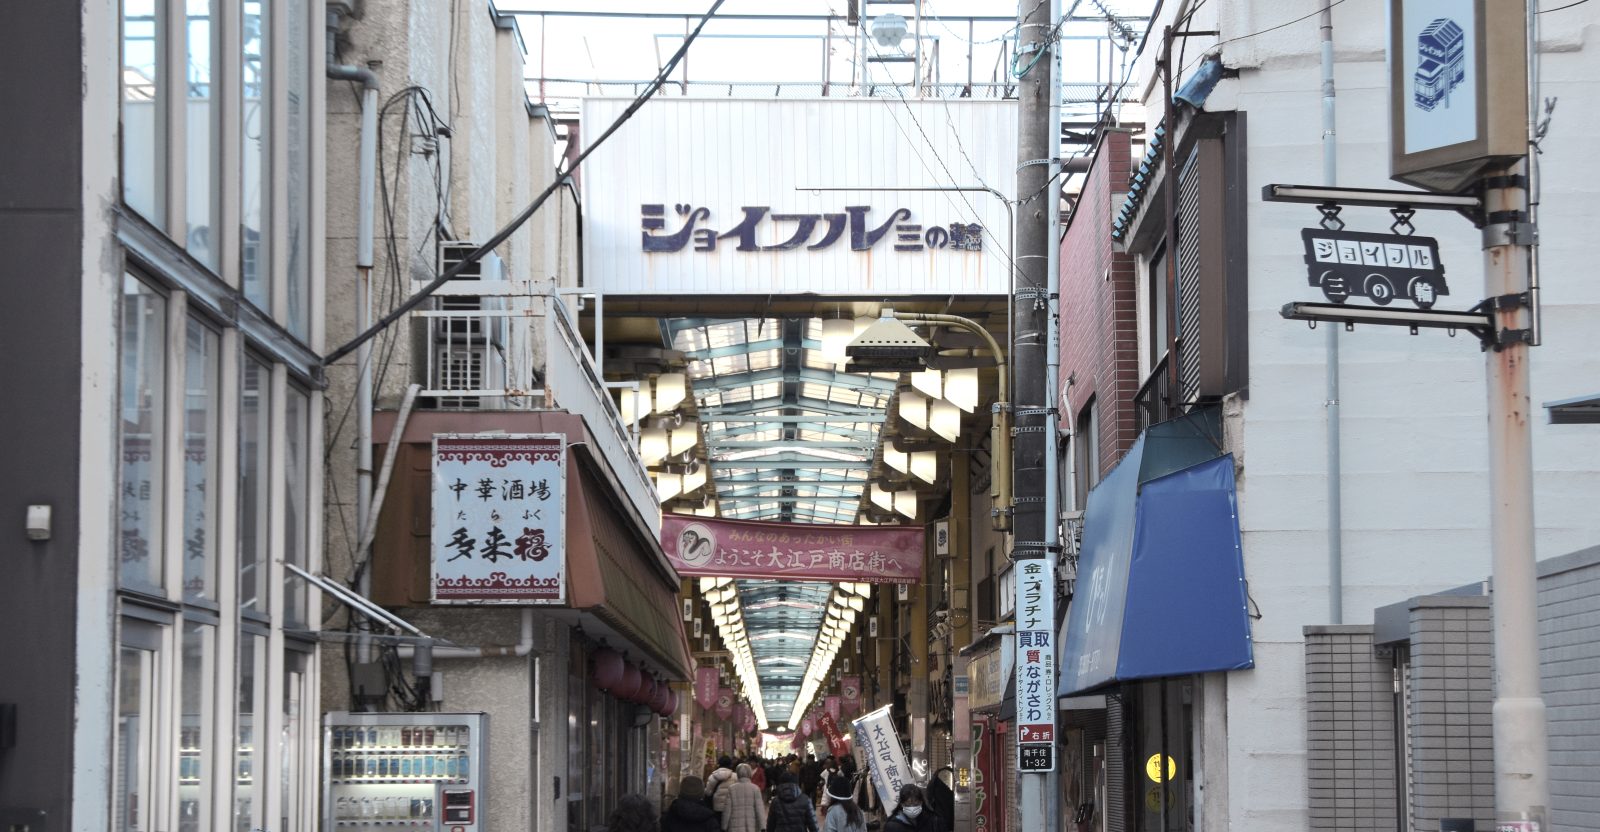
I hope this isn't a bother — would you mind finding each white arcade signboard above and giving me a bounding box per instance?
[580,98,1017,296]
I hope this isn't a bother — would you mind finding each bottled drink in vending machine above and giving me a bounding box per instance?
[424,727,435,746]
[401,727,412,747]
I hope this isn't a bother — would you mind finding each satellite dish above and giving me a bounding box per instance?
[871,14,908,49]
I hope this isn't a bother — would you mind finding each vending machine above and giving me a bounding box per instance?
[323,712,488,832]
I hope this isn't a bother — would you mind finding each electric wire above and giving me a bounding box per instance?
[1178,0,1353,79]
[1538,0,1590,11]
[324,0,729,368]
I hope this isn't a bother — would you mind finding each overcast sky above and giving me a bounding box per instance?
[497,0,1159,115]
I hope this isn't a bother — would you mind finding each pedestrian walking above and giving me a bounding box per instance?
[706,756,738,816]
[607,794,660,832]
[822,775,867,832]
[882,785,939,832]
[722,764,768,832]
[766,773,818,832]
[664,778,720,832]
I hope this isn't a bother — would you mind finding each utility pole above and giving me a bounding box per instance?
[1483,161,1550,831]
[1013,0,1054,829]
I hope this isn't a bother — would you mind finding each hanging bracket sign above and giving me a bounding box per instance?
[431,434,566,604]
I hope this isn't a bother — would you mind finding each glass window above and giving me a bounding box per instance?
[285,0,311,336]
[242,0,269,305]
[185,0,220,267]
[121,277,167,591]
[183,319,220,602]
[239,357,270,614]
[121,0,165,221]
[1148,246,1169,365]
[179,621,214,832]
[235,633,267,832]
[283,386,310,628]
[116,641,159,832]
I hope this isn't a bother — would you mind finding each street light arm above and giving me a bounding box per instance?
[890,310,1013,531]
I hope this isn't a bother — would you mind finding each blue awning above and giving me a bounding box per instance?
[1059,415,1254,697]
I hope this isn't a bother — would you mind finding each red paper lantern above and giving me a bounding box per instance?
[590,647,624,691]
[633,673,658,705]
[615,663,642,701]
[661,687,679,717]
[649,680,670,714]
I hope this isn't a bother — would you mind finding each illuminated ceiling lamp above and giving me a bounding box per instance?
[683,467,708,494]
[653,373,687,414]
[821,318,855,366]
[639,427,669,465]
[893,489,918,518]
[670,420,700,456]
[619,386,647,426]
[944,367,979,413]
[929,399,961,443]
[899,391,929,430]
[910,368,942,401]
[910,450,938,484]
[848,594,865,612]
[871,484,895,512]
[655,472,683,503]
[883,445,909,473]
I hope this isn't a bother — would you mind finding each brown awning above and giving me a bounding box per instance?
[371,409,692,680]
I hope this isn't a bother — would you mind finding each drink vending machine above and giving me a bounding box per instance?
[323,712,488,832]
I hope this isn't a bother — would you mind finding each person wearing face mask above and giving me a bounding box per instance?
[882,785,939,832]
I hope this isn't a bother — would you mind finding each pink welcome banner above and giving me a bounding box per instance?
[715,687,735,720]
[661,515,924,584]
[695,667,720,710]
[841,676,862,716]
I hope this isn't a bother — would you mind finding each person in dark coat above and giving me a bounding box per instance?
[766,773,819,832]
[608,794,660,832]
[925,769,955,832]
[882,785,939,832]
[664,777,722,832]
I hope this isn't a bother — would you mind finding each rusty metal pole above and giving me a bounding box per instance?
[1482,161,1550,831]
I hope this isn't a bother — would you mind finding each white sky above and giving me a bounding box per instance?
[497,0,1159,115]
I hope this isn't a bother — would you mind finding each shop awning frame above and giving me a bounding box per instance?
[1058,410,1255,697]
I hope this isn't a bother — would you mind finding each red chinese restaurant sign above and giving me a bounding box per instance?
[660,515,924,584]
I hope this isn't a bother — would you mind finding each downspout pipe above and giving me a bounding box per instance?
[1319,0,1343,625]
[327,9,382,656]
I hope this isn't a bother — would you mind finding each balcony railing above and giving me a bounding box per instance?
[410,280,659,535]
[1134,353,1178,431]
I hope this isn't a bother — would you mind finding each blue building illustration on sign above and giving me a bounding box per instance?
[1414,18,1466,111]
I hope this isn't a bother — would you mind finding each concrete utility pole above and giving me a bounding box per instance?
[1483,162,1550,831]
[1013,0,1053,828]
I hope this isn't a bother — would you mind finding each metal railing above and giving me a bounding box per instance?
[410,280,659,534]
[543,294,660,535]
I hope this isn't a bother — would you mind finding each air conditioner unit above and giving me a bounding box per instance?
[429,243,509,407]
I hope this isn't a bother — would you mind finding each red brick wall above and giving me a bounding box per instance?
[1058,131,1140,479]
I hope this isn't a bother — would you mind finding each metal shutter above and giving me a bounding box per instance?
[1106,696,1126,832]
[1175,148,1204,406]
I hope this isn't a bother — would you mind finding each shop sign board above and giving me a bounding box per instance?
[661,515,924,584]
[1014,558,1056,771]
[1388,0,1528,193]
[431,435,565,604]
[967,648,1010,711]
[852,705,910,815]
[971,716,1001,832]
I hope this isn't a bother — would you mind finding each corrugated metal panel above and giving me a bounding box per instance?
[1107,696,1125,832]
[580,98,1018,296]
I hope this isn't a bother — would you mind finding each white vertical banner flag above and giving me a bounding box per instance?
[1014,558,1056,771]
[851,705,910,814]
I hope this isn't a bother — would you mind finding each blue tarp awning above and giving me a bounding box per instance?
[1058,412,1254,697]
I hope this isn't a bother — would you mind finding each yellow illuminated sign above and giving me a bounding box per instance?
[1144,753,1177,783]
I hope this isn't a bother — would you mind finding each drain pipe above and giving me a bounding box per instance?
[327,8,381,655]
[399,609,539,659]
[1319,0,1344,624]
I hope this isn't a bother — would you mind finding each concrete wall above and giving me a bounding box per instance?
[1303,625,1400,832]
[0,0,88,827]
[1128,0,1600,828]
[1404,597,1494,832]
